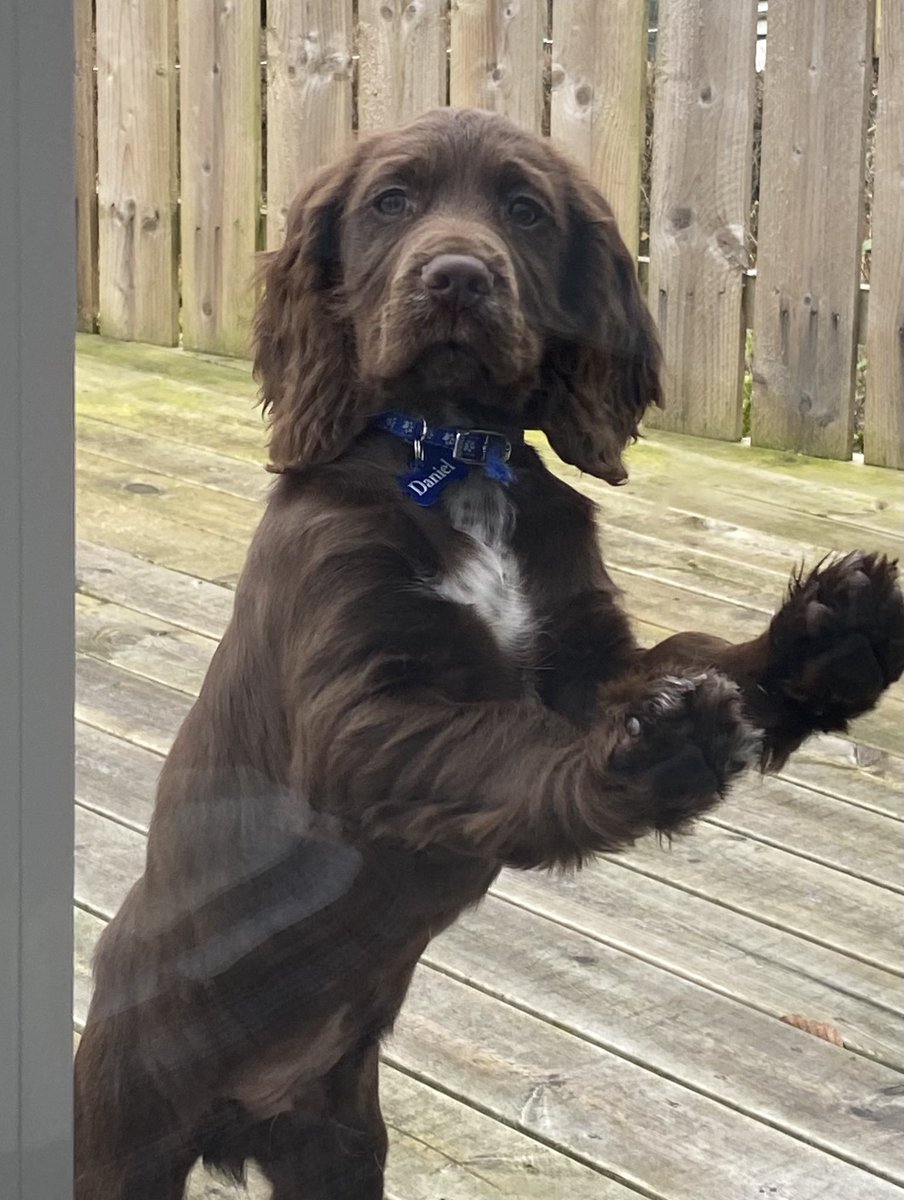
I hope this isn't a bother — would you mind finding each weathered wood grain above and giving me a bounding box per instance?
[76,496,245,587]
[450,0,545,133]
[627,424,904,504]
[376,1065,633,1199]
[73,546,904,827]
[358,0,447,132]
[496,867,904,1068]
[76,593,216,696]
[72,799,904,1185]
[70,334,904,1198]
[785,736,904,820]
[76,415,270,501]
[73,714,904,1063]
[76,384,903,756]
[76,721,160,831]
[622,430,904,534]
[74,0,98,332]
[77,371,267,454]
[74,579,902,881]
[73,904,630,1200]
[77,439,904,756]
[265,0,354,249]
[77,334,902,508]
[609,823,902,973]
[78,341,901,555]
[77,333,257,394]
[75,806,145,916]
[77,540,236,636]
[647,0,757,439]
[391,968,904,1200]
[430,896,904,1181]
[75,647,902,971]
[72,804,904,1199]
[551,0,646,261]
[77,446,253,554]
[76,446,260,541]
[179,0,260,355]
[76,654,189,756]
[567,447,904,561]
[95,0,178,343]
[865,0,904,468]
[752,0,874,458]
[711,772,904,893]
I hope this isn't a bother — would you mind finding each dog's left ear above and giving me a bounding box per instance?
[534,174,662,484]
[253,157,364,473]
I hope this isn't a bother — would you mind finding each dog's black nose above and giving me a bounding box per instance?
[421,254,493,310]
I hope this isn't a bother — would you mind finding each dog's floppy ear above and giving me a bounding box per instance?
[535,174,662,484]
[253,158,364,473]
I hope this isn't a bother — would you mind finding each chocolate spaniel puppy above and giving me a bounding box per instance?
[75,108,904,1199]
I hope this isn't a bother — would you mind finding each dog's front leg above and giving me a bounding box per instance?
[643,552,904,771]
[299,676,764,868]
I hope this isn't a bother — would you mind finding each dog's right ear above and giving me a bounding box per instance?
[253,158,364,473]
[534,171,662,485]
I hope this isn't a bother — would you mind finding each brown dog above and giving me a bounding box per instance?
[74,108,904,1199]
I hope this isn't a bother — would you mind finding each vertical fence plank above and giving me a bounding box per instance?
[179,0,260,356]
[75,0,98,333]
[645,0,756,439]
[752,0,874,459]
[266,1,354,250]
[865,0,903,469]
[450,0,544,133]
[550,0,646,261]
[96,0,178,344]
[358,0,447,132]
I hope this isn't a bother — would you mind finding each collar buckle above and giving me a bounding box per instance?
[452,429,512,466]
[412,417,429,463]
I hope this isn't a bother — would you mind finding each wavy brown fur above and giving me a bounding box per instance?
[75,109,904,1199]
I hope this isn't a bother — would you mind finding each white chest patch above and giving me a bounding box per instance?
[434,475,536,660]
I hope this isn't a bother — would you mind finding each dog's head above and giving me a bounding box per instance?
[254,108,661,483]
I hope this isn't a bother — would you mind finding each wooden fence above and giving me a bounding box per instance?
[74,0,903,468]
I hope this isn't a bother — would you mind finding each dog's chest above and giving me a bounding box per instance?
[433,476,535,659]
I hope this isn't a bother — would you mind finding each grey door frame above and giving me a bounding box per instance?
[0,0,76,1196]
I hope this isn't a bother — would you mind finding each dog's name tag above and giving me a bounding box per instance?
[398,448,468,507]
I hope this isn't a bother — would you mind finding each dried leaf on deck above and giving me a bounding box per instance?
[780,1014,844,1046]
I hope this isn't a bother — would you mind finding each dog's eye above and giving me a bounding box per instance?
[374,188,409,217]
[507,196,544,227]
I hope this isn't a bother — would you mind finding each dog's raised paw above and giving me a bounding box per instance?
[610,671,761,835]
[767,552,904,731]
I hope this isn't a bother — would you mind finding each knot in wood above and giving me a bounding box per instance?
[667,206,693,233]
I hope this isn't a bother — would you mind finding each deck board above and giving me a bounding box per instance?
[75,446,904,753]
[74,337,904,1198]
[76,716,904,1064]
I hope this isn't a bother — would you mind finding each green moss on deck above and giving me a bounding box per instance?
[78,333,903,506]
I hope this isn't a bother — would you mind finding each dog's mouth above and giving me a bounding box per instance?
[407,341,495,390]
[366,293,541,391]
[372,341,538,431]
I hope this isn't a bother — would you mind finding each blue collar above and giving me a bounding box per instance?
[372,411,521,507]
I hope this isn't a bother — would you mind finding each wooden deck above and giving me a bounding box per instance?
[74,334,904,1200]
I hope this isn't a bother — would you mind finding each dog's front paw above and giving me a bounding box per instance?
[767,553,904,732]
[609,672,761,835]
